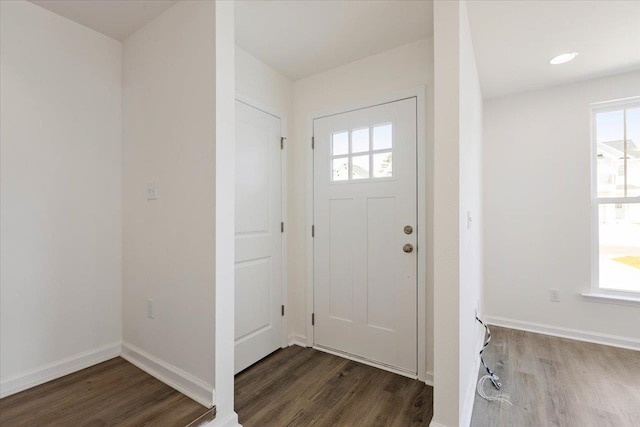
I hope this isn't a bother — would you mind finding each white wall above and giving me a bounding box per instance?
[121,0,217,406]
[484,71,640,347]
[290,38,435,376]
[458,2,484,425]
[432,2,484,425]
[213,1,238,424]
[432,2,460,425]
[0,0,122,397]
[236,47,293,121]
[235,47,294,343]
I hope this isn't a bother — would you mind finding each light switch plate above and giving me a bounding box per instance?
[147,299,155,318]
[147,182,158,200]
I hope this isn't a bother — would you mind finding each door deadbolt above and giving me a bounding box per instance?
[404,225,413,235]
[403,244,414,253]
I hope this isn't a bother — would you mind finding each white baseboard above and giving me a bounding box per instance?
[207,411,240,427]
[429,421,448,427]
[424,370,434,386]
[485,316,640,352]
[0,342,121,399]
[121,342,214,408]
[288,333,307,347]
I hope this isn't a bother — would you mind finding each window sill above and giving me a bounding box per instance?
[581,291,640,307]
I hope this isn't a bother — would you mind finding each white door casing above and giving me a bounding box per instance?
[234,100,283,374]
[313,97,418,374]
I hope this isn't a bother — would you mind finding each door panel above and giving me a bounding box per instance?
[313,98,417,374]
[235,257,271,340]
[234,100,282,374]
[329,198,355,322]
[366,196,396,331]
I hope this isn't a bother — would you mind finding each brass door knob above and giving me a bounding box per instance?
[403,244,414,253]
[404,225,413,235]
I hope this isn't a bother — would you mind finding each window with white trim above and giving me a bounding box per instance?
[592,98,640,293]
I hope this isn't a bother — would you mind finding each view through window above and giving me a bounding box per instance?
[593,99,640,293]
[331,124,393,181]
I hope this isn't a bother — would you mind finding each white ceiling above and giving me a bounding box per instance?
[28,0,638,97]
[29,0,178,41]
[467,0,640,99]
[235,0,433,81]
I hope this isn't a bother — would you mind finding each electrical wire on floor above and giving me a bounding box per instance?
[476,316,513,406]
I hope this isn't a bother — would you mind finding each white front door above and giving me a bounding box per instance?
[234,100,282,374]
[313,98,417,374]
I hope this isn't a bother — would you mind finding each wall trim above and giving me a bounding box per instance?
[581,291,640,307]
[0,342,121,399]
[424,370,434,387]
[460,328,483,427]
[288,333,308,347]
[207,411,240,427]
[429,422,449,427]
[121,342,214,408]
[485,316,640,352]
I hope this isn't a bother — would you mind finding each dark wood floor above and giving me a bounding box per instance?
[0,357,212,427]
[8,329,633,427]
[471,326,640,427]
[234,345,433,426]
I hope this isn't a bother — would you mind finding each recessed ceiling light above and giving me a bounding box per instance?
[549,52,579,65]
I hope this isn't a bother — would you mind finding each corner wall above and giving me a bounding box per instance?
[236,47,293,119]
[213,1,238,424]
[121,0,217,406]
[0,0,122,397]
[483,71,640,349]
[432,1,484,426]
[458,2,485,425]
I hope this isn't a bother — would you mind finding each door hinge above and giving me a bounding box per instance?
[281,222,284,233]
[312,313,315,326]
[311,136,315,150]
[281,305,285,316]
[311,225,315,237]
[281,137,285,150]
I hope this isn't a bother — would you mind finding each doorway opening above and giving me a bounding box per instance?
[305,91,427,381]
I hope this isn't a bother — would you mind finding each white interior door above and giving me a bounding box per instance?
[313,98,417,374]
[234,100,282,374]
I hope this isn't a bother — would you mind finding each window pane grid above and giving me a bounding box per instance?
[595,103,640,200]
[593,99,640,293]
[597,202,640,293]
[369,148,395,155]
[330,124,393,182]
